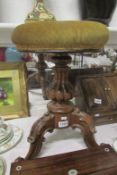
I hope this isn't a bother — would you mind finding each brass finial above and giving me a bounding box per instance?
[25,0,56,22]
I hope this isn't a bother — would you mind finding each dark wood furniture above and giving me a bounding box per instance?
[28,54,48,99]
[20,55,98,160]
[75,72,117,125]
[10,144,117,175]
[11,20,110,174]
[37,54,48,99]
[28,65,103,98]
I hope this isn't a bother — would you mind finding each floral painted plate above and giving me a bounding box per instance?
[0,124,13,142]
[0,129,14,146]
[0,125,23,154]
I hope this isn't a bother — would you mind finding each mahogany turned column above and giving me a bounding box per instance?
[19,54,99,160]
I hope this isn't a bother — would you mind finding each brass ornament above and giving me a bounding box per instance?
[25,0,55,22]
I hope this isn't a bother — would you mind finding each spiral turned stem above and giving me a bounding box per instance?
[47,55,74,102]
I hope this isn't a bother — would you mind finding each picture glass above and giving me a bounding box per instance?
[0,62,29,119]
[0,77,14,107]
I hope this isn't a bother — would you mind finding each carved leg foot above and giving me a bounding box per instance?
[71,108,98,149]
[21,113,55,160]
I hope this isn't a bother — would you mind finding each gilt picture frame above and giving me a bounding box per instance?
[0,62,29,119]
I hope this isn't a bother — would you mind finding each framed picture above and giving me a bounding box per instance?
[0,62,29,119]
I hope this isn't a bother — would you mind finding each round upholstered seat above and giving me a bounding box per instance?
[12,21,109,52]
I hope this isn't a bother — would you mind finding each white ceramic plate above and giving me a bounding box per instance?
[0,124,12,141]
[0,125,23,154]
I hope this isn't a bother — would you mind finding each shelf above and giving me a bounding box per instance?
[0,23,117,48]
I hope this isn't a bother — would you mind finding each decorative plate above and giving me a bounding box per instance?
[0,125,23,154]
[0,125,13,146]
[0,124,12,140]
[0,157,5,175]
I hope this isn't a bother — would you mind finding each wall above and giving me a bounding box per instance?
[0,0,35,23]
[0,0,82,23]
[45,0,81,20]
[110,3,117,27]
[0,0,117,27]
[0,0,81,23]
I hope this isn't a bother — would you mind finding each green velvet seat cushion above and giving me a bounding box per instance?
[12,21,109,52]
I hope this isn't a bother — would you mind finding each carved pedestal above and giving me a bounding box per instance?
[17,54,99,161]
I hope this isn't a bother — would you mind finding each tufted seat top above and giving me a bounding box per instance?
[12,21,109,53]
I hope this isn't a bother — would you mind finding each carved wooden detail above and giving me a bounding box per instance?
[11,144,117,175]
[47,55,73,101]
[14,54,99,161]
[37,54,48,99]
[75,72,117,125]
